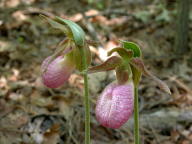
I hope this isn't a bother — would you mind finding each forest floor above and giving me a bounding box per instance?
[0,0,192,144]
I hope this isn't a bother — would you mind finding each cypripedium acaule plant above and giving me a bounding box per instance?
[88,41,171,144]
[40,15,91,144]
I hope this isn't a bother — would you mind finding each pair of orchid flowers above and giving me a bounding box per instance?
[41,15,170,129]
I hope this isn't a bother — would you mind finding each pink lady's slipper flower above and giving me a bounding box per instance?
[41,56,75,88]
[96,81,134,129]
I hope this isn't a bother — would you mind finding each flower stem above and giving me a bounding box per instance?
[134,87,140,144]
[81,46,91,144]
[83,71,90,144]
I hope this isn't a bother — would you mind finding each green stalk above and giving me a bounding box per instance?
[134,87,140,144]
[81,46,91,144]
[83,71,90,144]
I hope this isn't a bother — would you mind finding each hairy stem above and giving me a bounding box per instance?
[134,87,140,144]
[81,46,91,144]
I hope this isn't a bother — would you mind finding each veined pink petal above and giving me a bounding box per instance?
[96,82,134,129]
[41,56,74,88]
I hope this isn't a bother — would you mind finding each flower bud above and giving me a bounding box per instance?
[41,56,75,88]
[96,81,134,129]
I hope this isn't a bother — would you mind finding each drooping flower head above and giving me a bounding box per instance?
[40,15,91,88]
[89,41,170,129]
[96,81,134,129]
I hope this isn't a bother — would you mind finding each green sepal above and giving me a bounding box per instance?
[84,44,92,69]
[120,41,142,58]
[40,15,85,47]
[71,44,82,71]
[74,45,91,72]
[54,16,89,71]
[107,47,133,62]
[130,65,142,87]
[55,16,85,46]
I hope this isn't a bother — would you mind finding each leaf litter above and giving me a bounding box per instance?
[0,0,192,143]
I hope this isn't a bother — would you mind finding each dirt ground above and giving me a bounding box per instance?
[0,0,192,144]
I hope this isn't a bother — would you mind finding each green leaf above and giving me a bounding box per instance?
[155,9,171,22]
[55,16,85,46]
[121,41,141,58]
[133,11,151,23]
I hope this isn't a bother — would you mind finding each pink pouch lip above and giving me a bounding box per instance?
[41,56,75,88]
[95,82,134,129]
